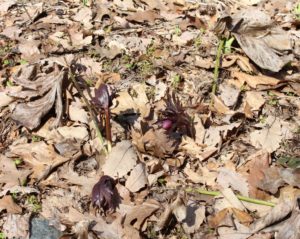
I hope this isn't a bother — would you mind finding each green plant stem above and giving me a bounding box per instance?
[212,39,225,96]
[186,188,275,207]
[64,59,108,155]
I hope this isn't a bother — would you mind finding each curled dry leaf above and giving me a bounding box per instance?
[250,199,294,233]
[11,65,64,130]
[132,128,177,158]
[216,8,293,72]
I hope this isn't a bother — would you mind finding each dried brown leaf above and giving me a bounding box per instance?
[8,141,72,181]
[0,195,22,214]
[11,67,64,130]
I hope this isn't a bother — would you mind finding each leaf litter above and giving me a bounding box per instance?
[0,0,300,238]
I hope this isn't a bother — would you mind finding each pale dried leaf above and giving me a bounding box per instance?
[217,168,249,197]
[245,91,265,111]
[124,200,160,230]
[111,84,150,118]
[125,163,148,192]
[219,84,240,107]
[69,102,89,124]
[11,69,64,130]
[250,199,294,233]
[232,71,280,89]
[3,214,30,239]
[220,188,246,211]
[250,117,283,153]
[212,94,234,115]
[102,140,137,178]
[57,125,89,141]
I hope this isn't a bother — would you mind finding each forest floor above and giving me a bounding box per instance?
[0,0,300,238]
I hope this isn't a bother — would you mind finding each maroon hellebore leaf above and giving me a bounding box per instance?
[93,84,111,110]
[91,175,117,213]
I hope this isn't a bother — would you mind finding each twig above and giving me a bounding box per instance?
[211,39,225,96]
[64,58,108,155]
[186,188,276,207]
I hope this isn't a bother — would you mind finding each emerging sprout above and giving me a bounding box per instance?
[91,175,116,213]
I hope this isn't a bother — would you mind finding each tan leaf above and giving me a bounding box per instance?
[232,208,253,225]
[125,163,148,192]
[0,195,22,214]
[219,84,240,107]
[250,117,283,153]
[111,84,150,118]
[208,208,233,228]
[132,128,177,158]
[124,199,160,230]
[57,125,89,141]
[220,188,246,211]
[102,140,137,178]
[9,141,72,181]
[232,71,280,89]
[126,10,162,23]
[68,102,89,124]
[245,91,265,111]
[211,94,234,115]
[239,150,271,199]
[0,155,31,188]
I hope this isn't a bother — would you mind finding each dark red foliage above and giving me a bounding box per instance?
[92,84,114,143]
[91,175,117,213]
[159,92,195,138]
[93,84,111,110]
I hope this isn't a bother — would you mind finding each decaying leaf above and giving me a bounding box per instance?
[8,141,72,181]
[11,65,64,130]
[132,128,177,158]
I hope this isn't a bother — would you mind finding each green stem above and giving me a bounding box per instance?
[211,39,225,96]
[64,58,108,155]
[186,188,275,207]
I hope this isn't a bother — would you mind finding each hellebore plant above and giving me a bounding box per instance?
[91,175,117,213]
[92,84,113,144]
[159,92,194,138]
